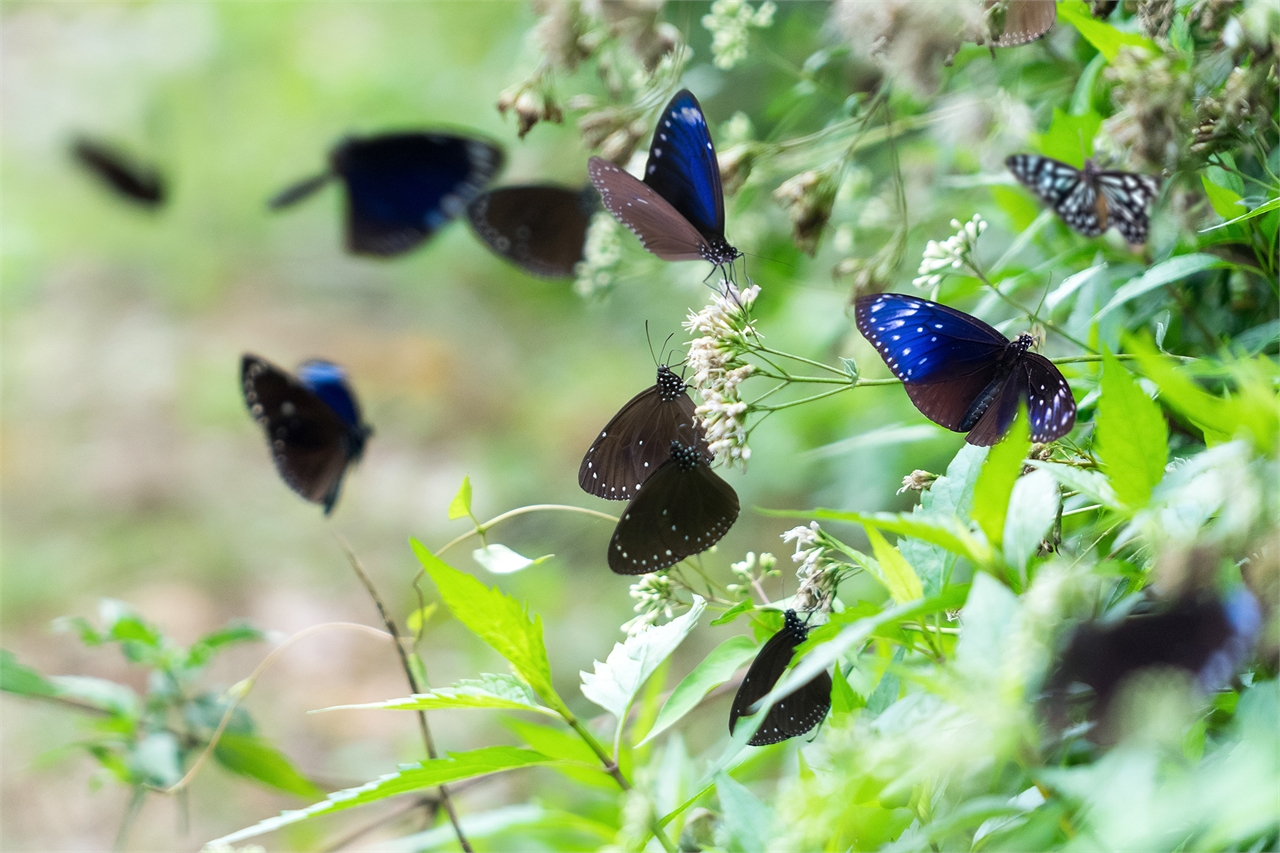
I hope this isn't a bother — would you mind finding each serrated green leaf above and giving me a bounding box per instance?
[1057,1,1158,61]
[312,673,558,717]
[1097,254,1230,320]
[971,412,1032,545]
[1096,350,1167,508]
[0,650,59,698]
[448,475,473,521]
[865,528,923,604]
[412,540,567,716]
[580,597,706,720]
[1003,469,1060,577]
[641,635,759,746]
[472,543,551,575]
[829,664,861,716]
[208,747,556,846]
[214,732,325,799]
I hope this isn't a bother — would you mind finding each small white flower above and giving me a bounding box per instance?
[574,213,623,297]
[912,214,986,287]
[783,522,841,611]
[684,283,760,470]
[702,0,777,70]
[622,573,679,636]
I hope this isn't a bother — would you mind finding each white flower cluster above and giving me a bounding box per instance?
[621,573,679,636]
[573,212,623,297]
[702,0,777,70]
[783,522,840,611]
[684,283,761,469]
[727,550,779,599]
[912,214,987,288]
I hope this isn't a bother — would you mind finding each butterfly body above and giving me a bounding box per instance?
[270,132,504,257]
[729,610,833,746]
[855,293,1076,446]
[1007,154,1160,244]
[467,184,598,278]
[589,89,740,271]
[579,366,709,500]
[607,440,738,575]
[71,138,166,207]
[241,355,372,514]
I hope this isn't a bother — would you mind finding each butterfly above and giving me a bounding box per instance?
[71,137,166,207]
[855,293,1076,446]
[580,365,710,501]
[607,440,738,575]
[467,184,598,278]
[729,610,833,746]
[985,0,1056,46]
[268,132,504,257]
[241,354,373,515]
[588,89,740,275]
[1006,154,1161,244]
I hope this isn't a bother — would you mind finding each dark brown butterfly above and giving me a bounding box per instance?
[241,355,373,514]
[467,184,598,278]
[855,293,1076,446]
[984,0,1057,46]
[71,138,166,207]
[607,440,738,575]
[579,365,709,501]
[729,610,833,746]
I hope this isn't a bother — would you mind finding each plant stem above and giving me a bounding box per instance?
[753,344,848,375]
[113,785,146,853]
[435,504,618,557]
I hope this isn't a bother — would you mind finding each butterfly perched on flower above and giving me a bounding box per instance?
[607,440,738,575]
[241,355,373,514]
[269,132,504,257]
[467,183,598,278]
[588,89,741,276]
[855,293,1076,446]
[71,137,166,207]
[1006,154,1161,244]
[729,610,832,746]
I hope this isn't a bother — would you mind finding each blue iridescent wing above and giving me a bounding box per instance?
[642,90,726,244]
[1006,154,1105,237]
[333,133,504,256]
[1093,170,1161,244]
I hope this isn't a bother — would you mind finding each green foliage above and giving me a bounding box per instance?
[1096,349,1168,508]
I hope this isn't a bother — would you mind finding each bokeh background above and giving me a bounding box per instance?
[0,3,956,848]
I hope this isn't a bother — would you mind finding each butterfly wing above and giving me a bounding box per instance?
[989,0,1056,46]
[1094,171,1161,244]
[1019,352,1076,443]
[607,459,739,575]
[241,355,358,514]
[1006,154,1106,236]
[589,157,712,261]
[729,612,833,746]
[642,90,726,243]
[334,133,504,257]
[467,184,597,278]
[71,138,165,206]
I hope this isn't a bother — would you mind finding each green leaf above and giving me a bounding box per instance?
[47,675,141,718]
[1026,460,1120,510]
[448,475,473,520]
[412,540,567,716]
[716,772,774,852]
[312,674,558,717]
[1096,254,1230,320]
[131,731,183,788]
[955,573,1021,679]
[1096,350,1167,508]
[472,543,552,575]
[1033,108,1102,168]
[1003,469,1060,577]
[185,623,265,670]
[802,508,993,566]
[829,664,861,716]
[580,596,706,720]
[991,185,1044,232]
[1057,1,1158,61]
[215,732,325,799]
[0,650,59,698]
[640,635,759,746]
[971,411,1032,545]
[1201,174,1246,221]
[207,747,556,846]
[865,647,904,716]
[711,599,754,626]
[503,718,615,790]
[1200,196,1280,232]
[865,528,923,603]
[405,602,438,635]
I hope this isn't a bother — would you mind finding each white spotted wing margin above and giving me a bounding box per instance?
[607,443,739,575]
[728,610,833,746]
[1006,153,1160,244]
[588,157,711,261]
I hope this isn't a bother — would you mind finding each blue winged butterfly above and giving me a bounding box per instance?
[607,440,738,575]
[268,132,504,257]
[1007,154,1161,244]
[71,137,166,207]
[580,365,710,501]
[241,354,373,515]
[467,183,598,278]
[729,610,833,746]
[855,293,1076,446]
[588,89,740,274]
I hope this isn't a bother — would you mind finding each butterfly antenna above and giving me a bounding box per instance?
[645,320,657,367]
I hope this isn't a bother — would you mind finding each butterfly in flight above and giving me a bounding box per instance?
[241,354,373,515]
[855,293,1076,446]
[1007,153,1161,244]
[467,183,598,278]
[607,440,738,575]
[984,0,1056,46]
[729,610,833,746]
[588,89,741,277]
[580,365,709,501]
[71,137,166,207]
[268,132,504,257]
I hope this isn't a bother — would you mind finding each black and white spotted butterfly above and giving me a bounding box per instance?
[1006,154,1161,245]
[728,610,833,746]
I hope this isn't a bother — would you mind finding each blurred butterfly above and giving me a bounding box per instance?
[1044,588,1261,731]
[607,440,738,575]
[241,354,373,515]
[855,293,1076,446]
[1007,154,1161,244]
[580,365,710,501]
[269,132,504,257]
[984,0,1056,46]
[729,610,833,746]
[71,137,166,207]
[467,183,598,278]
[588,89,741,275]
[1091,0,1119,18]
